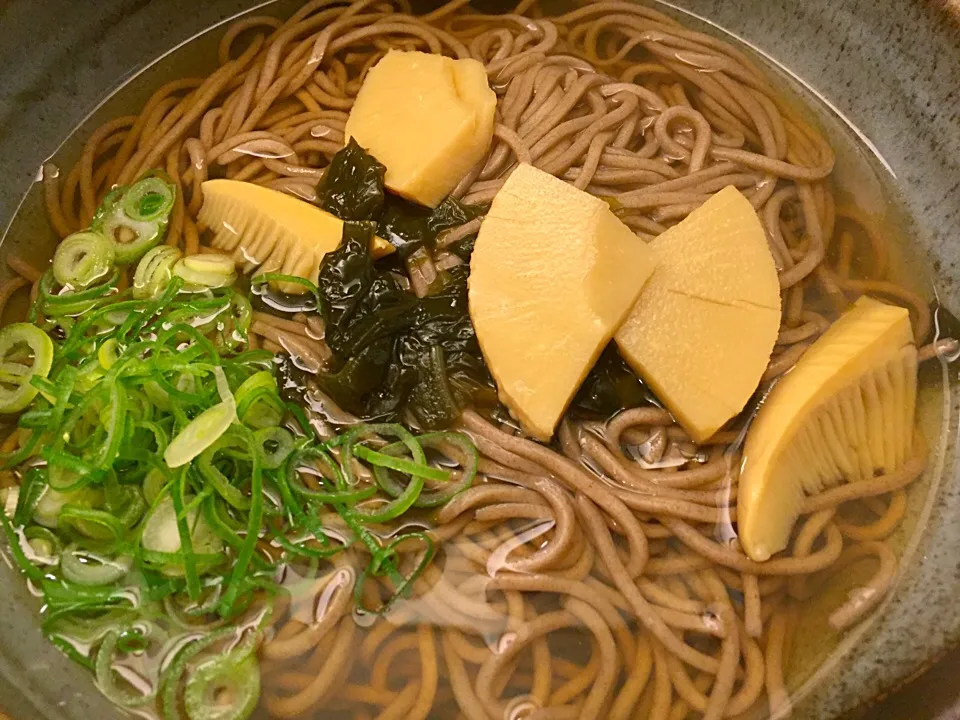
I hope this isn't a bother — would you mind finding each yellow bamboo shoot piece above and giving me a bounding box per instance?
[199,179,393,293]
[344,50,497,208]
[616,186,781,442]
[738,296,917,561]
[469,164,656,440]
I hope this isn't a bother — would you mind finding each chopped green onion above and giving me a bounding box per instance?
[33,486,100,529]
[97,338,121,369]
[61,545,131,586]
[352,469,423,523]
[165,400,236,469]
[174,255,237,291]
[141,492,224,591]
[95,626,157,707]
[122,177,175,222]
[92,382,128,469]
[250,273,322,312]
[24,526,61,561]
[92,183,172,264]
[201,495,247,553]
[94,206,165,265]
[162,590,226,630]
[286,446,375,503]
[212,366,233,404]
[0,508,46,583]
[217,427,262,619]
[163,368,238,468]
[254,426,294,470]
[45,455,97,492]
[133,246,182,299]
[143,468,169,505]
[143,380,171,411]
[235,371,283,428]
[160,627,233,720]
[353,444,450,482]
[197,432,253,511]
[52,231,116,289]
[353,531,435,617]
[183,652,259,720]
[339,423,424,486]
[269,530,344,560]
[58,505,125,543]
[284,402,311,436]
[13,466,48,526]
[375,431,478,508]
[141,495,223,556]
[0,323,54,413]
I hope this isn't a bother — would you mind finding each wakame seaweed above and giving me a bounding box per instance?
[318,140,484,259]
[378,193,484,260]
[379,195,483,260]
[310,144,492,427]
[318,138,387,222]
[316,220,381,350]
[573,344,655,417]
[313,219,489,428]
[309,142,643,428]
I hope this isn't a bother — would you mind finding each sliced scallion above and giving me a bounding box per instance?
[58,505,125,543]
[235,371,283,428]
[95,626,157,707]
[133,246,182,300]
[122,177,175,222]
[197,432,253,511]
[92,184,170,265]
[174,255,237,291]
[183,654,259,720]
[374,431,478,508]
[33,486,100,529]
[253,426,294,470]
[61,545,132,586]
[24,526,61,562]
[0,323,54,413]
[165,401,236,469]
[353,444,450,482]
[53,231,116,289]
[141,494,224,578]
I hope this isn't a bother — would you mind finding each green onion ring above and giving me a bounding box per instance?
[53,231,116,290]
[253,426,294,470]
[122,177,175,222]
[183,653,260,720]
[337,423,424,487]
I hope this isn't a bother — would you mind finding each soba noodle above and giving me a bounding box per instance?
[0,0,946,718]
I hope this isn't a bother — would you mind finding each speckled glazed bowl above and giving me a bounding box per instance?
[1,1,959,718]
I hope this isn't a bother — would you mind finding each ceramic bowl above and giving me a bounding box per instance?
[0,1,958,718]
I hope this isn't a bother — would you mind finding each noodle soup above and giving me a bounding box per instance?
[0,2,954,720]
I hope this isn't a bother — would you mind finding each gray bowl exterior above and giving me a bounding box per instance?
[0,1,958,718]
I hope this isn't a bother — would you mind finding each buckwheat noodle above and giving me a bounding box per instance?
[13,0,949,717]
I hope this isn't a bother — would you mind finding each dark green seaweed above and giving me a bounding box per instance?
[310,208,488,427]
[319,140,484,259]
[573,343,654,417]
[318,138,386,222]
[377,197,432,259]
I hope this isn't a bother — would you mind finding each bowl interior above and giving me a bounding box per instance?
[1,1,959,718]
